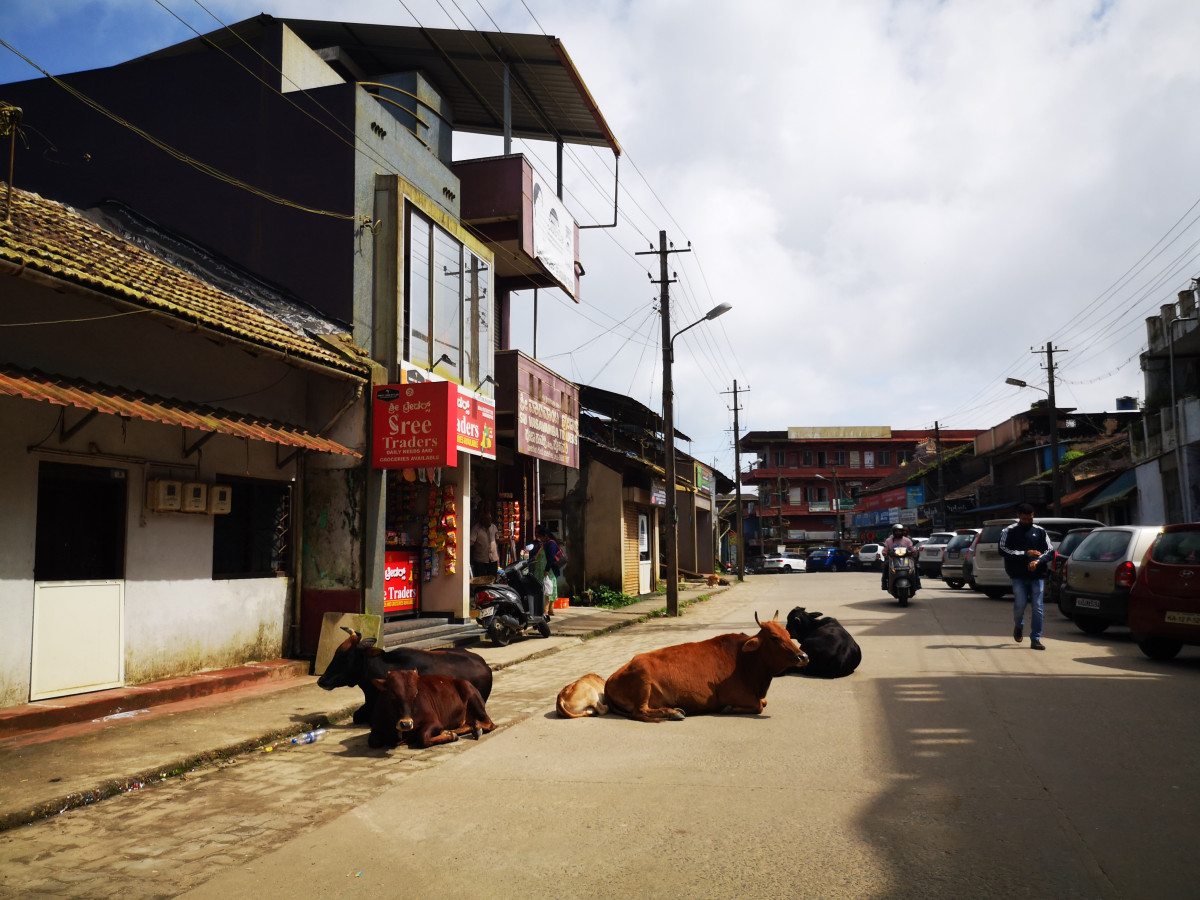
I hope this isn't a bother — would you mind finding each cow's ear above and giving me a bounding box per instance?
[743,637,761,652]
[361,637,377,648]
[810,611,822,619]
[371,678,386,691]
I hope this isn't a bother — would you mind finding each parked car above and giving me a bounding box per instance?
[806,547,851,572]
[759,551,806,574]
[856,543,886,570]
[940,530,981,589]
[917,532,957,577]
[1060,525,1164,634]
[1046,527,1097,616]
[1128,523,1200,660]
[970,517,1106,599]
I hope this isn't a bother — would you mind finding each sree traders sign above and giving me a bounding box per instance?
[372,382,496,469]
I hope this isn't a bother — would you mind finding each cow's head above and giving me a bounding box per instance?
[317,628,377,690]
[785,607,823,642]
[748,610,808,671]
[373,669,420,733]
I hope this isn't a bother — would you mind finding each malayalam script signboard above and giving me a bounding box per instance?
[372,382,496,469]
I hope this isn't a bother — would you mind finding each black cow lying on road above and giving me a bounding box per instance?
[317,629,493,724]
[370,668,495,749]
[784,607,862,678]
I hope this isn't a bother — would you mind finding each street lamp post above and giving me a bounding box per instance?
[815,470,842,544]
[1005,375,1061,515]
[662,301,732,617]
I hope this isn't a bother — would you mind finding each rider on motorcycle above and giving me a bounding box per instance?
[881,523,922,592]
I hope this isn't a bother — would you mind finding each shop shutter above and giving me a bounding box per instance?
[622,502,641,593]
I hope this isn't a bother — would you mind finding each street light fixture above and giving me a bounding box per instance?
[663,301,732,617]
[1005,375,1060,514]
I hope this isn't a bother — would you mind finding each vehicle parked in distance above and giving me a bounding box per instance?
[1046,527,1097,616]
[940,530,981,589]
[805,547,851,572]
[918,532,957,577]
[970,517,1106,599]
[856,543,886,570]
[1060,525,1164,634]
[759,551,807,574]
[1128,523,1200,660]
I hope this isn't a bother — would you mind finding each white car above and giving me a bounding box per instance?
[856,543,886,570]
[759,552,806,574]
[917,532,957,577]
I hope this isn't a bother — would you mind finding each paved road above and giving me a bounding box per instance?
[2,573,1197,899]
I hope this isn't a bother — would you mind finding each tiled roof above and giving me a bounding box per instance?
[0,184,368,378]
[0,365,361,458]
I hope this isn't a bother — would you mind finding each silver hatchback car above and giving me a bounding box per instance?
[1060,525,1164,634]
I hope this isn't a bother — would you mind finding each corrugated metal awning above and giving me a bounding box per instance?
[1083,469,1137,510]
[0,366,361,458]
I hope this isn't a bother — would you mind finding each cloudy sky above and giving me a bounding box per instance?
[3,0,1200,481]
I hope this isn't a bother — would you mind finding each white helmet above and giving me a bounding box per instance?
[892,523,904,533]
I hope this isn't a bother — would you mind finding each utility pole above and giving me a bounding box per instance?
[723,380,749,582]
[638,231,690,617]
[1037,343,1066,516]
[935,421,946,529]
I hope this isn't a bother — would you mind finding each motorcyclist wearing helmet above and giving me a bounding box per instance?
[881,523,921,592]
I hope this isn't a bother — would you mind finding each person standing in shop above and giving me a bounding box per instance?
[470,509,499,578]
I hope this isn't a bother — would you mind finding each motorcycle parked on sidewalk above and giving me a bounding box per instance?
[885,547,917,607]
[469,551,551,646]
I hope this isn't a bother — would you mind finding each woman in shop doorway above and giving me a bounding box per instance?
[533,523,559,617]
[470,509,499,578]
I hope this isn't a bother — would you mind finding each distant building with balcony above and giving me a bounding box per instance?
[739,426,981,555]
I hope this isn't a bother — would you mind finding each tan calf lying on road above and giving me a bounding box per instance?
[556,673,608,718]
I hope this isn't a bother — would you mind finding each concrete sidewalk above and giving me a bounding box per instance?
[0,584,730,831]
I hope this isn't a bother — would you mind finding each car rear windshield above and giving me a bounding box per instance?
[1056,531,1092,557]
[810,550,831,558]
[947,534,975,550]
[1074,531,1132,562]
[978,525,1006,543]
[861,544,879,552]
[1150,532,1200,564]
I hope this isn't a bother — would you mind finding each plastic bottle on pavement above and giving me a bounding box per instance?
[290,728,326,745]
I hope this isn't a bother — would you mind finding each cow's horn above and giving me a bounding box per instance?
[773,610,779,622]
[755,611,762,626]
[341,626,353,635]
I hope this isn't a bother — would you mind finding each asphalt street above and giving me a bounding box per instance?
[2,572,1198,900]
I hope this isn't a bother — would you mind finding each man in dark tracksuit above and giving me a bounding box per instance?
[999,502,1052,650]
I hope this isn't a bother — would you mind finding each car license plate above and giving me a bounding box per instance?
[1075,598,1101,610]
[1165,611,1200,626]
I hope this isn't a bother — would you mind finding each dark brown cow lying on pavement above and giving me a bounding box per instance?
[318,629,492,724]
[604,611,807,723]
[784,607,862,678]
[369,669,495,749]
[556,673,608,718]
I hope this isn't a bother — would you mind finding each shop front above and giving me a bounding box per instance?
[372,379,496,622]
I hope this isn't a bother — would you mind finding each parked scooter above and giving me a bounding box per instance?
[885,546,917,607]
[469,549,551,646]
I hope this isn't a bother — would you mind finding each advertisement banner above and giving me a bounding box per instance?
[516,390,578,467]
[372,382,497,469]
[383,549,419,615]
[531,169,576,297]
[372,382,456,469]
[695,463,715,496]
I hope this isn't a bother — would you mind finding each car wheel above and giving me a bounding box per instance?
[1138,637,1183,660]
[983,588,1007,600]
[967,578,978,592]
[945,580,964,589]
[783,565,792,574]
[1074,615,1110,635]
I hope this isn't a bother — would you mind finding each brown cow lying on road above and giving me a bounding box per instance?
[369,669,495,749]
[556,673,608,718]
[604,611,807,723]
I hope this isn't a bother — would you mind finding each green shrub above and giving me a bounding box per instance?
[574,584,639,609]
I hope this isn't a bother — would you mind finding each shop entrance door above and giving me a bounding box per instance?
[30,462,127,700]
[638,514,651,594]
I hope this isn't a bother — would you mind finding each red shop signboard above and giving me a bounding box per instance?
[384,549,419,614]
[372,382,496,469]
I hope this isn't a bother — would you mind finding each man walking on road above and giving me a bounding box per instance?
[999,502,1052,650]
